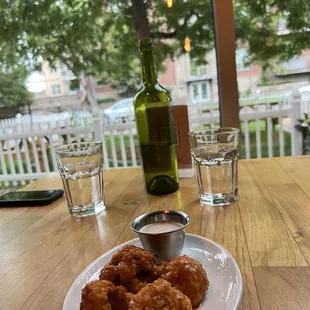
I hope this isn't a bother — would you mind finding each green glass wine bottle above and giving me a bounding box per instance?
[134,39,179,195]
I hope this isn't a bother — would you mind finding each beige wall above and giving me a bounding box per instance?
[41,63,69,97]
[36,48,310,112]
[173,51,219,103]
[172,54,191,105]
[95,83,119,101]
[207,51,219,102]
[237,65,262,95]
[172,50,266,103]
[31,94,84,112]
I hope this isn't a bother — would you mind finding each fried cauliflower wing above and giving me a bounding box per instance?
[80,280,128,310]
[99,245,159,293]
[160,255,209,308]
[83,247,209,309]
[128,279,192,310]
[124,260,169,293]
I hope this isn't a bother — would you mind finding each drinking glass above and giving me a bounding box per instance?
[189,128,239,206]
[54,142,105,217]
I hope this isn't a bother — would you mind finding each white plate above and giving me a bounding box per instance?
[63,234,243,310]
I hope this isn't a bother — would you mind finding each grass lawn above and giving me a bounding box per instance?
[104,120,291,164]
[193,120,292,159]
[240,121,291,158]
[104,134,141,167]
[105,135,139,155]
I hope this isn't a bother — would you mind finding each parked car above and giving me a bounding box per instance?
[103,98,134,124]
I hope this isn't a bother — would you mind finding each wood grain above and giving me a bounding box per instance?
[275,156,310,198]
[115,176,202,246]
[267,183,310,264]
[254,267,310,310]
[0,169,140,309]
[275,156,310,173]
[1,157,310,309]
[249,158,293,185]
[20,169,145,310]
[238,161,306,266]
[201,204,261,310]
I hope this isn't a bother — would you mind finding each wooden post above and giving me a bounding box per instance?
[290,89,303,156]
[212,0,240,129]
[93,114,110,168]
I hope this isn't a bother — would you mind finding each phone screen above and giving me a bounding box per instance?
[0,190,58,201]
[0,190,64,206]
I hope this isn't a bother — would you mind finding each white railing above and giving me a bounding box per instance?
[301,91,310,115]
[187,90,292,118]
[0,111,93,135]
[0,91,304,186]
[189,92,302,159]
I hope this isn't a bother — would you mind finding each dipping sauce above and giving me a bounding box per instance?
[139,221,184,234]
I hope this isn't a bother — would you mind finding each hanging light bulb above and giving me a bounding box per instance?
[184,36,191,52]
[166,0,173,8]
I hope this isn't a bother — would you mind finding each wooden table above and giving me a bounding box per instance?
[1,156,310,310]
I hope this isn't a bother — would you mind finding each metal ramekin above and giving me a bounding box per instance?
[131,210,191,262]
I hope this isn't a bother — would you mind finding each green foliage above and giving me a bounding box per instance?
[239,122,292,158]
[295,113,310,135]
[1,0,310,95]
[69,79,80,91]
[258,79,301,86]
[98,98,116,104]
[235,0,310,69]
[0,65,32,107]
[0,0,214,95]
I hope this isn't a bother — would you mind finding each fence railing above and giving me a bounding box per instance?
[0,111,93,135]
[0,91,304,186]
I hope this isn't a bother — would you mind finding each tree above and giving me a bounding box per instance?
[0,0,215,102]
[1,0,310,100]
[234,0,310,69]
[0,64,32,108]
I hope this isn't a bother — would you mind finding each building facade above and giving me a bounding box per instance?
[29,49,310,113]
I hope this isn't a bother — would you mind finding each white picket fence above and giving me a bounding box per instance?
[301,91,310,114]
[0,111,93,135]
[0,91,306,186]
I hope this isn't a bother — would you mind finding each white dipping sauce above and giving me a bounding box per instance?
[139,221,184,234]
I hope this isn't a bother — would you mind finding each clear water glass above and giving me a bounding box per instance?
[55,142,106,217]
[189,128,239,206]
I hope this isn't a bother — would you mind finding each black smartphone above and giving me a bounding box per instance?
[0,190,64,207]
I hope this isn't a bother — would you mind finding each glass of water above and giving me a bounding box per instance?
[189,128,239,206]
[54,142,105,217]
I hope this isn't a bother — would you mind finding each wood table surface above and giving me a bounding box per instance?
[1,156,310,309]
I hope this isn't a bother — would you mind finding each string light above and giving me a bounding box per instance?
[184,36,191,52]
[166,0,173,8]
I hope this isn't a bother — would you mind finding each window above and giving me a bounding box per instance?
[236,48,250,71]
[192,84,199,101]
[52,84,61,95]
[201,82,208,99]
[190,81,210,103]
[190,62,198,77]
[190,59,208,77]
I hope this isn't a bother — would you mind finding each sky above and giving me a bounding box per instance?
[25,72,46,93]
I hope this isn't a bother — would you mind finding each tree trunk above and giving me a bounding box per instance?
[132,0,150,39]
[79,75,100,114]
[27,103,33,124]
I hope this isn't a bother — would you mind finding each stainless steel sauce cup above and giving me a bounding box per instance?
[131,210,191,262]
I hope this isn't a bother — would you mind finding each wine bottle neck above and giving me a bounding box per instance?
[139,39,157,87]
